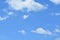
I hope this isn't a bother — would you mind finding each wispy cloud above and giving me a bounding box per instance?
[18,30,26,35]
[6,0,47,12]
[8,12,14,16]
[50,0,60,4]
[54,28,60,33]
[55,13,60,16]
[31,28,52,35]
[51,13,60,16]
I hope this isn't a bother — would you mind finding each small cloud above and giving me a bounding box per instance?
[22,15,29,20]
[50,0,60,4]
[0,16,7,21]
[6,0,47,12]
[54,28,60,33]
[31,28,52,35]
[8,12,14,15]
[51,13,60,16]
[18,30,26,35]
[0,16,9,21]
[55,13,60,16]
[0,16,4,21]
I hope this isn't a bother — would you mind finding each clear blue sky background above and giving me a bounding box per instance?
[0,0,60,40]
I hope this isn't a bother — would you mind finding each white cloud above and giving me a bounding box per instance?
[18,30,26,35]
[31,28,52,35]
[50,0,60,4]
[54,28,60,33]
[6,0,47,12]
[0,16,8,21]
[22,15,29,19]
[8,12,14,15]
[0,12,13,21]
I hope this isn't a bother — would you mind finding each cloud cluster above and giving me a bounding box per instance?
[0,12,14,21]
[6,0,47,12]
[18,27,60,36]
[50,0,60,4]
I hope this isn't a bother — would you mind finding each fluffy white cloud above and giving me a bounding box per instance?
[6,0,47,12]
[50,0,60,4]
[31,28,52,35]
[18,30,26,35]
[22,15,29,19]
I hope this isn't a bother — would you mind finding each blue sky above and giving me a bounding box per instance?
[0,0,60,40]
